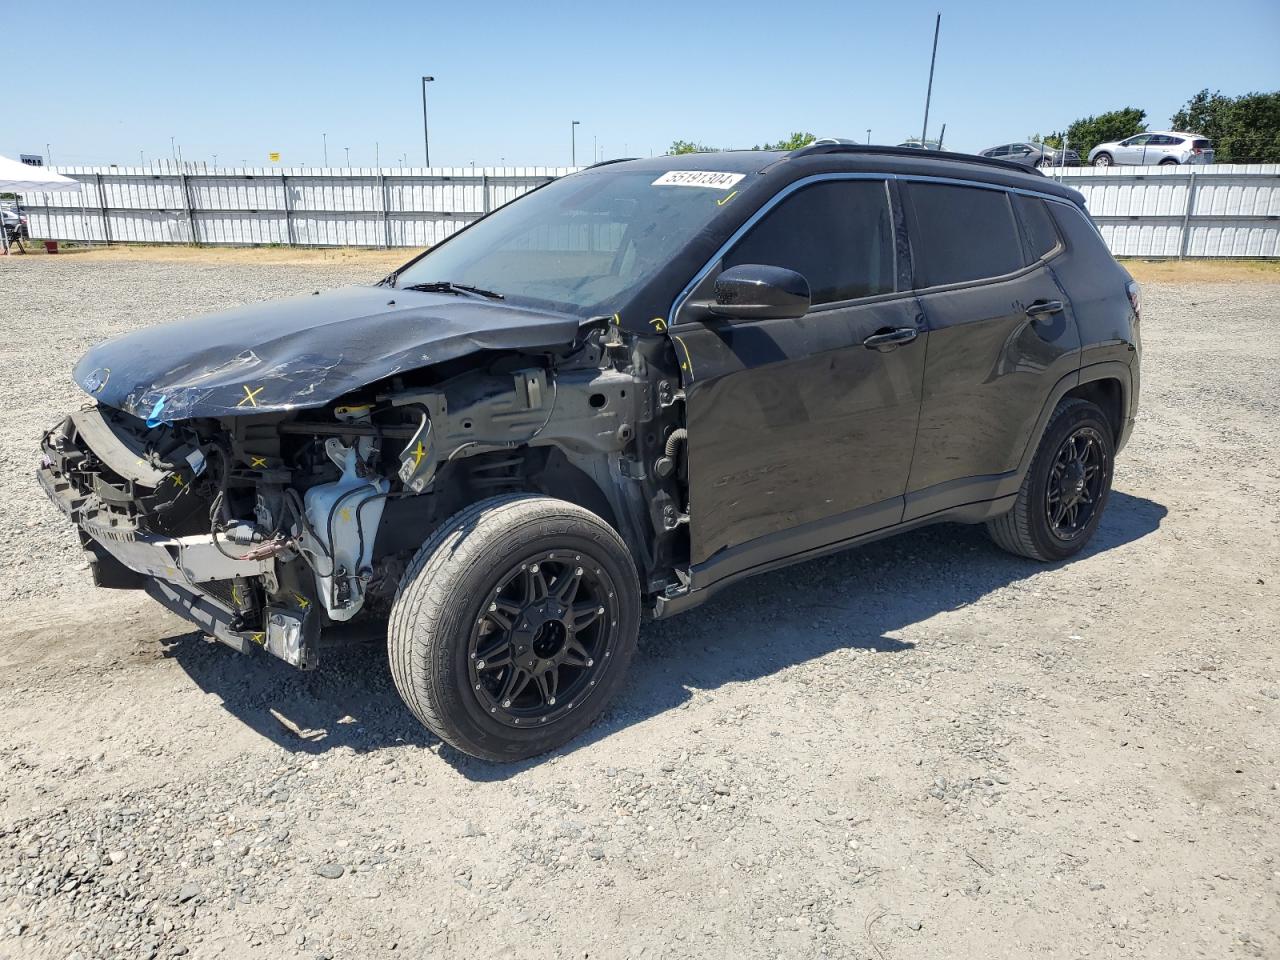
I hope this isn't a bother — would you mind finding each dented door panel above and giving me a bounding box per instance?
[905,266,1081,514]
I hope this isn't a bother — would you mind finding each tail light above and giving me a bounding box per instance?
[1126,280,1142,320]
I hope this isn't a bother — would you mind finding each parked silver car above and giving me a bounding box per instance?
[979,142,1080,168]
[1088,132,1214,167]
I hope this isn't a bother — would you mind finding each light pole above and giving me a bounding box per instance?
[344,146,350,166]
[866,128,872,144]
[421,75,435,167]
[920,13,941,148]
[323,133,328,166]
[571,120,580,166]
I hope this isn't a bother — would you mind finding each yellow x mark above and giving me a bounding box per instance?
[250,455,268,469]
[412,440,426,467]
[236,384,264,408]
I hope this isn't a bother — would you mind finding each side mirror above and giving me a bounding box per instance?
[703,264,811,322]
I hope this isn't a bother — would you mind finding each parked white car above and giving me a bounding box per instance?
[1088,132,1214,167]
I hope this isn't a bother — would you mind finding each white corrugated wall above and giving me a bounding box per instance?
[18,163,1280,258]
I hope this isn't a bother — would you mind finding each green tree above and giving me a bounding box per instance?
[1064,107,1147,158]
[752,132,817,151]
[668,140,711,155]
[1172,89,1280,162]
[1029,132,1065,149]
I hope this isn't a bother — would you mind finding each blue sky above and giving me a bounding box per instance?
[7,0,1279,168]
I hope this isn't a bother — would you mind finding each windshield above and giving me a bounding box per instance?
[392,169,733,317]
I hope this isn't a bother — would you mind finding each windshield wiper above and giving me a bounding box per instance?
[402,281,505,301]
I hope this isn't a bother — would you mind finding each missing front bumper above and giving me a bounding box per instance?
[145,578,318,668]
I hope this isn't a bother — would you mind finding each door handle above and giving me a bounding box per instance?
[1025,299,1063,319]
[862,327,919,351]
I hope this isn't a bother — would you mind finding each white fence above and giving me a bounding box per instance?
[19,162,1280,258]
[22,165,577,249]
[1050,164,1279,257]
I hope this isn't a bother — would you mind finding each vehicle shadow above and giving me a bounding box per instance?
[162,491,1166,775]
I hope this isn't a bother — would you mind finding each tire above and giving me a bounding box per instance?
[1092,153,1113,168]
[1159,158,1179,166]
[388,494,641,761]
[986,399,1115,562]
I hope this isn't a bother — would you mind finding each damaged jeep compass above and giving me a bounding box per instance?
[38,143,1140,760]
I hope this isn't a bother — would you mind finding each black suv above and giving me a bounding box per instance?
[37,143,1141,760]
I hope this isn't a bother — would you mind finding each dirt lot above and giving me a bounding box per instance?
[0,251,1277,960]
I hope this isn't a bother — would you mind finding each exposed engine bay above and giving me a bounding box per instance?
[37,321,689,670]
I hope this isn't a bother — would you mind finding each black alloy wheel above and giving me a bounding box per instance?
[468,551,618,728]
[1045,426,1106,541]
[986,398,1115,562]
[389,495,641,762]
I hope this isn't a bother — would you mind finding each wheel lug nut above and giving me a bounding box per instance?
[587,658,594,667]
[531,563,540,573]
[575,567,583,575]
[597,606,605,615]
[548,697,556,706]
[502,699,511,708]
[476,660,486,669]
[489,602,496,611]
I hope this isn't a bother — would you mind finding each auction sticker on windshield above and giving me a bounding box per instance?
[652,171,745,190]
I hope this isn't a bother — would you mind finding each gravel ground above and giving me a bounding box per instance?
[0,254,1277,960]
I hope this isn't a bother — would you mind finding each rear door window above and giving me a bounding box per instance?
[905,183,1025,287]
[723,180,896,304]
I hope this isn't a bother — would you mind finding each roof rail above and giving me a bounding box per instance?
[786,141,1043,177]
[581,157,639,170]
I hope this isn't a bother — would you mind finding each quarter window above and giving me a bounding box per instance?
[723,180,895,305]
[1014,194,1061,260]
[906,183,1025,287]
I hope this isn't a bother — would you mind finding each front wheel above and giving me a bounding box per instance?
[1159,158,1179,166]
[987,399,1115,562]
[1092,153,1113,168]
[389,494,641,761]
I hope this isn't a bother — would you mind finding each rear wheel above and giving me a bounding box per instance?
[1159,158,1179,166]
[987,399,1114,562]
[389,494,640,761]
[1092,153,1113,168]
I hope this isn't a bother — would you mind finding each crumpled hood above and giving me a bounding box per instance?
[73,285,582,420]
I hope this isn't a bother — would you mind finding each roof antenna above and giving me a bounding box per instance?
[920,13,941,148]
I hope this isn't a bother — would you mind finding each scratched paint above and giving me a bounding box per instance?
[74,285,582,421]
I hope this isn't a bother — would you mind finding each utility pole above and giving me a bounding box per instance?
[421,75,436,167]
[323,133,328,166]
[344,146,350,166]
[375,141,380,167]
[170,136,177,162]
[571,120,580,166]
[920,13,941,148]
[866,128,872,145]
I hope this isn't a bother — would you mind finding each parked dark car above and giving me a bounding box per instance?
[980,142,1081,168]
[37,144,1141,760]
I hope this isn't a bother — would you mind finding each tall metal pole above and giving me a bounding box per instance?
[866,128,871,145]
[421,76,435,167]
[920,13,941,147]
[323,133,328,166]
[571,120,580,166]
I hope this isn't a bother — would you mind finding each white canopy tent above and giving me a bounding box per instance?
[0,155,81,253]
